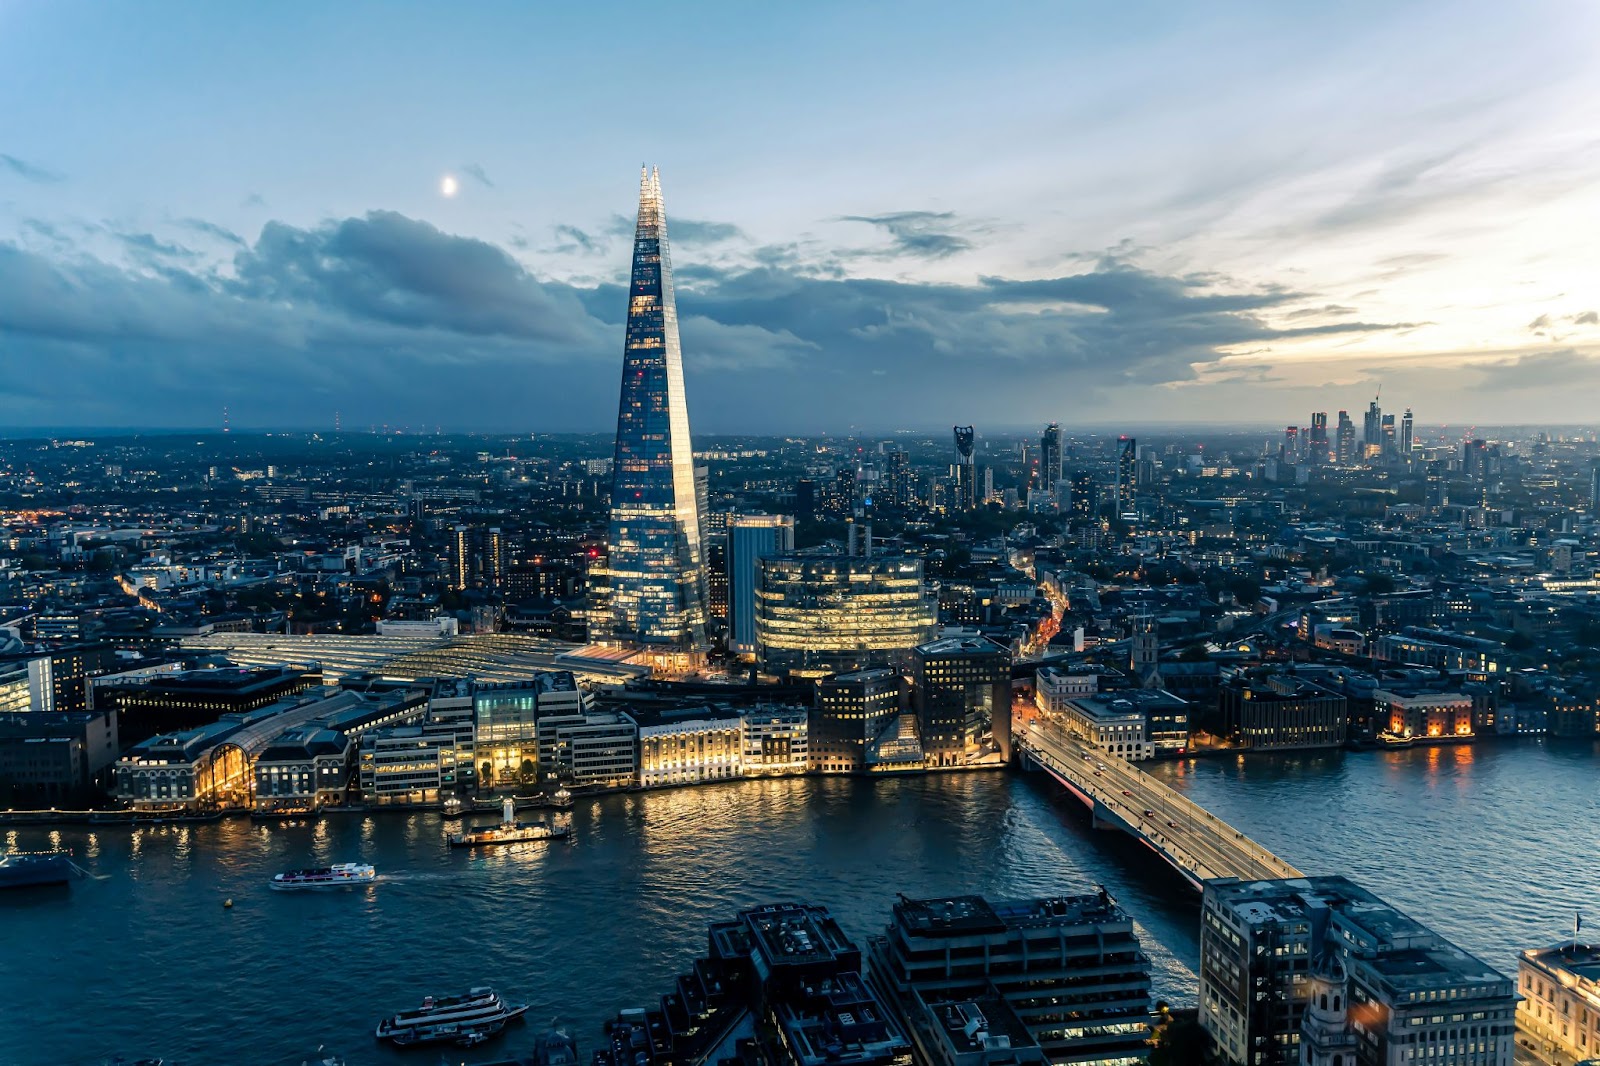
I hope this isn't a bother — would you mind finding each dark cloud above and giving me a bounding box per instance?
[671,219,745,244]
[552,224,602,255]
[461,163,494,189]
[1284,304,1357,320]
[117,232,197,260]
[0,153,64,184]
[1475,349,1599,391]
[1528,314,1551,331]
[839,211,974,259]
[227,211,599,344]
[1571,311,1598,326]
[177,218,246,246]
[0,210,1415,431]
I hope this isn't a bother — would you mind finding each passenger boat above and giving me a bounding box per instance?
[375,986,527,1042]
[0,850,75,890]
[550,787,574,809]
[269,863,376,890]
[449,798,571,848]
[389,1018,507,1048]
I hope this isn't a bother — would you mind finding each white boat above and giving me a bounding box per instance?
[375,987,527,1041]
[269,863,376,890]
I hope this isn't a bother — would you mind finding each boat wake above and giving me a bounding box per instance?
[369,871,466,884]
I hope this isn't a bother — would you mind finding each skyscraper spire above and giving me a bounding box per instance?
[598,167,708,672]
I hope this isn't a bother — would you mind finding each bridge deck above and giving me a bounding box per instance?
[1018,717,1302,887]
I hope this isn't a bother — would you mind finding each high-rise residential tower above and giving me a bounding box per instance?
[599,167,708,670]
[1116,436,1138,512]
[951,426,976,511]
[1040,422,1062,490]
[1400,407,1414,457]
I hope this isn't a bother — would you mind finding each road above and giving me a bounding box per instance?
[1017,714,1302,886]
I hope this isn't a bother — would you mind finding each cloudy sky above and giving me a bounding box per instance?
[2,2,1598,434]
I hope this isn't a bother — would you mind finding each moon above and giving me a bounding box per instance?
[440,175,459,198]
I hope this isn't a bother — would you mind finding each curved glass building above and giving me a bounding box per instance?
[754,554,937,679]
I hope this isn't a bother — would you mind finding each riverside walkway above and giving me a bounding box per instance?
[1016,714,1302,890]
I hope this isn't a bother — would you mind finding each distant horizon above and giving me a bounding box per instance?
[2,419,1595,443]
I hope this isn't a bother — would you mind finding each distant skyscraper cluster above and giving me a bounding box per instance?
[1286,395,1417,467]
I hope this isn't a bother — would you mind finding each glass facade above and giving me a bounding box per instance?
[727,514,795,655]
[600,167,709,668]
[755,554,937,679]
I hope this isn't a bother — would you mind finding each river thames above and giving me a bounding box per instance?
[3,739,1596,1066]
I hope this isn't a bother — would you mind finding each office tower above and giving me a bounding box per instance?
[1380,413,1396,457]
[793,478,818,522]
[1199,876,1515,1066]
[1308,411,1329,463]
[1070,470,1097,519]
[1400,407,1414,457]
[754,554,937,679]
[1363,396,1382,450]
[726,515,795,657]
[870,892,1152,1066]
[811,667,907,774]
[1116,436,1137,512]
[1589,463,1600,513]
[1282,426,1299,464]
[1335,411,1355,465]
[600,167,709,670]
[912,636,1012,764]
[1040,422,1062,489]
[951,426,976,511]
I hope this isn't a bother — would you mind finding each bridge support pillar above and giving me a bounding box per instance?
[1090,802,1122,831]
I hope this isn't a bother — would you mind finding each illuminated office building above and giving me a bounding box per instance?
[598,167,709,671]
[755,554,937,679]
[912,637,1011,765]
[812,667,906,773]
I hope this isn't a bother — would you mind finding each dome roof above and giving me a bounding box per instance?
[1310,949,1348,984]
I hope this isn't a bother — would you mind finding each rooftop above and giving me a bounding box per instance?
[1524,943,1600,985]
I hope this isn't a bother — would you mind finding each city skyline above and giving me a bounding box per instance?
[3,5,1599,433]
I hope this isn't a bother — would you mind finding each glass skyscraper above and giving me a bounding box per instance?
[599,167,709,670]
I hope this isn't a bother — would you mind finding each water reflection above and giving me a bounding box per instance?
[7,753,1585,1066]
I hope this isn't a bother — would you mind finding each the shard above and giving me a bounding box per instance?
[599,167,708,669]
